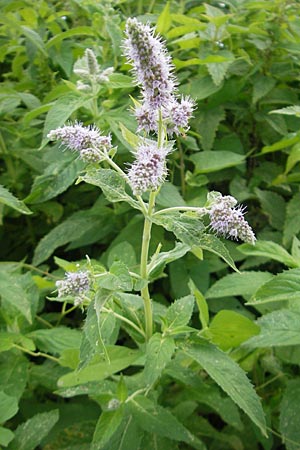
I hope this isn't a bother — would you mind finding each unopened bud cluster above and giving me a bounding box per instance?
[208,195,256,245]
[56,271,90,305]
[124,18,194,136]
[128,142,171,195]
[47,122,112,163]
[74,48,114,92]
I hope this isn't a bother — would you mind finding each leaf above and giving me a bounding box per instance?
[0,353,28,400]
[285,142,300,174]
[279,380,300,450]
[26,157,84,204]
[248,268,300,305]
[180,76,222,100]
[244,310,300,348]
[182,338,267,436]
[28,327,82,355]
[255,188,286,230]
[164,295,195,330]
[252,76,276,104]
[0,185,32,215]
[98,261,133,291]
[197,106,225,151]
[91,408,124,450]
[156,2,171,34]
[0,426,14,446]
[128,396,206,449]
[189,280,209,329]
[0,272,33,323]
[206,271,274,299]
[107,73,133,89]
[21,26,47,56]
[156,182,186,208]
[208,310,260,350]
[207,53,234,86]
[190,151,245,172]
[33,206,114,265]
[143,333,176,385]
[80,168,139,210]
[119,122,139,150]
[7,409,59,450]
[270,105,300,117]
[58,346,142,387]
[46,26,96,48]
[238,241,299,268]
[284,193,300,246]
[261,133,300,154]
[100,415,143,450]
[41,95,88,147]
[0,391,18,423]
[148,242,190,281]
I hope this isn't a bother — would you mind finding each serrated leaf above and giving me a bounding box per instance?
[207,53,233,86]
[182,337,266,436]
[0,353,28,400]
[209,310,260,350]
[148,242,190,281]
[7,409,59,450]
[128,396,206,449]
[248,268,300,305]
[206,271,274,298]
[144,333,175,385]
[190,150,245,172]
[279,380,300,450]
[165,295,195,330]
[0,185,32,215]
[270,105,300,117]
[197,106,225,151]
[0,272,33,323]
[238,241,299,268]
[252,76,276,104]
[245,310,300,347]
[80,168,139,210]
[21,26,47,56]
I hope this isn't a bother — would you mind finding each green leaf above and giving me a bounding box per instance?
[100,414,143,450]
[80,168,139,210]
[156,182,186,208]
[46,26,96,48]
[255,189,286,230]
[261,133,300,154]
[190,151,245,172]
[238,241,299,268]
[0,353,28,400]
[58,346,142,387]
[164,295,195,330]
[206,271,274,299]
[182,338,267,436]
[107,73,133,89]
[8,409,59,450]
[284,193,300,246]
[208,310,260,350]
[98,261,133,291]
[0,272,33,323]
[33,206,114,265]
[0,427,14,447]
[270,105,300,117]
[285,142,300,174]
[248,268,300,305]
[144,333,176,385]
[156,2,171,34]
[252,76,276,104]
[28,327,82,355]
[128,396,206,449]
[148,242,190,281]
[91,408,124,450]
[189,280,209,329]
[41,95,88,147]
[0,185,32,215]
[244,310,300,347]
[197,106,225,151]
[0,391,18,423]
[21,26,47,56]
[180,76,222,100]
[280,380,300,450]
[119,122,139,150]
[207,53,234,86]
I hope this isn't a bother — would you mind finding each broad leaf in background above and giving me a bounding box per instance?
[238,241,299,268]
[143,333,175,385]
[279,379,300,450]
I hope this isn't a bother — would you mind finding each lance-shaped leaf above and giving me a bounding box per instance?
[0,185,32,215]
[143,333,176,385]
[182,337,267,436]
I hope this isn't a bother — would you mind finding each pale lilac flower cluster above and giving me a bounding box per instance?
[56,271,90,305]
[208,195,256,245]
[47,122,112,163]
[124,18,194,136]
[74,49,114,91]
[127,141,171,195]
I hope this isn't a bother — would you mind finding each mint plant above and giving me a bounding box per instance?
[45,17,264,447]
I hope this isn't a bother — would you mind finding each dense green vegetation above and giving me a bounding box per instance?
[1,0,300,448]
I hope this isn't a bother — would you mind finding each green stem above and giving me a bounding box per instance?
[140,191,156,341]
[13,344,59,363]
[102,307,146,338]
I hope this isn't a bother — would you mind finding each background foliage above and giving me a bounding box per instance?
[1,0,300,449]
